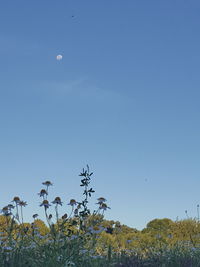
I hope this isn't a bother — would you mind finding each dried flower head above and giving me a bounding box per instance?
[1,206,12,216]
[38,189,48,197]
[99,203,110,211]
[12,196,20,204]
[32,214,39,219]
[62,213,68,220]
[97,197,106,204]
[19,201,27,207]
[42,181,53,187]
[68,199,77,207]
[52,197,62,206]
[40,200,51,209]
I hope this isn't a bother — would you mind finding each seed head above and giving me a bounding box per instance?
[40,200,51,209]
[42,181,53,187]
[38,189,48,197]
[12,196,20,204]
[52,197,62,206]
[32,214,39,219]
[68,199,77,206]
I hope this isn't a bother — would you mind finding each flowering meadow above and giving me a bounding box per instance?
[1,166,200,267]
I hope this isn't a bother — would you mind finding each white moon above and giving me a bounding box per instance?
[56,55,63,61]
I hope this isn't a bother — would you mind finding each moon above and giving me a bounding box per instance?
[56,55,63,61]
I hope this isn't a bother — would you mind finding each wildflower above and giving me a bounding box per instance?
[52,197,62,206]
[99,203,110,210]
[18,201,27,207]
[40,200,51,209]
[42,181,53,187]
[97,197,106,204]
[12,196,20,204]
[38,189,48,197]
[68,199,77,206]
[32,214,39,219]
[1,206,12,216]
[7,204,15,210]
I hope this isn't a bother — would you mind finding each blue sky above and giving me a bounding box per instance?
[0,0,200,230]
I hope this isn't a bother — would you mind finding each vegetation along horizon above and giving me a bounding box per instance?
[0,166,200,266]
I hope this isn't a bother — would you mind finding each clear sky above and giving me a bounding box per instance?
[0,0,200,230]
